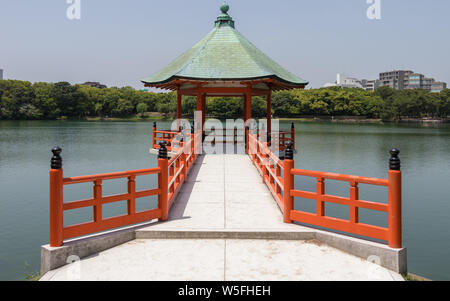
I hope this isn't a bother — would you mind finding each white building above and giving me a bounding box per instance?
[364,79,381,91]
[323,73,381,91]
[323,73,364,89]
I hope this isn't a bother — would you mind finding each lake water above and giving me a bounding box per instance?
[0,120,449,280]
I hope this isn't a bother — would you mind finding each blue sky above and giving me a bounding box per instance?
[0,0,449,89]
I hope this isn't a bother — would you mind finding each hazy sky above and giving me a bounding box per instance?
[1,0,449,89]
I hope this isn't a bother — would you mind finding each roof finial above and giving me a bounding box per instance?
[215,2,234,28]
[220,2,230,14]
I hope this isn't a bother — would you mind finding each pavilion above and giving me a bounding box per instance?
[142,3,308,137]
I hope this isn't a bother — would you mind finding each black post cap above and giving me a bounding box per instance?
[153,122,157,128]
[291,122,295,129]
[389,148,401,170]
[51,147,62,169]
[158,142,168,159]
[285,141,294,160]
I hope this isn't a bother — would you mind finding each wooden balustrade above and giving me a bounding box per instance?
[49,132,198,247]
[247,133,403,249]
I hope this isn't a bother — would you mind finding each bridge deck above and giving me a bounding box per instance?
[41,154,403,281]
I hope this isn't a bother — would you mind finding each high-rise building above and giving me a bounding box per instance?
[431,82,447,93]
[0,69,3,80]
[422,78,434,91]
[379,70,414,90]
[407,73,424,89]
[380,70,447,92]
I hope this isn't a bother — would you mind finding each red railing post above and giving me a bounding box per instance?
[93,179,103,223]
[261,143,268,184]
[291,122,295,150]
[388,149,402,248]
[153,122,157,149]
[158,143,169,221]
[49,147,64,247]
[283,142,294,223]
[190,132,195,162]
[245,126,249,154]
[349,181,359,224]
[180,139,187,182]
[127,176,136,217]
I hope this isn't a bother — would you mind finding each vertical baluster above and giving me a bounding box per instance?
[170,162,175,193]
[261,143,268,184]
[317,178,325,217]
[350,181,359,224]
[93,179,103,223]
[275,161,281,195]
[127,176,136,217]
[176,157,181,184]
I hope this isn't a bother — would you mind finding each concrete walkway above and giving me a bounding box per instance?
[41,154,404,281]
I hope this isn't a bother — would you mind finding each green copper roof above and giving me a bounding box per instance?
[142,3,308,87]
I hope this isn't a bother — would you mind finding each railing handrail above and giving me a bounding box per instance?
[154,130,180,135]
[63,168,161,185]
[291,169,388,186]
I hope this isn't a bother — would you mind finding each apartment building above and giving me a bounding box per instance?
[379,70,414,90]
[431,82,447,93]
[380,70,447,92]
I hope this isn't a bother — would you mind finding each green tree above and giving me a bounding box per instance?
[137,102,149,118]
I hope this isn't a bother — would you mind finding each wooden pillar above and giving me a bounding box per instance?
[267,91,272,140]
[177,91,182,119]
[245,86,252,122]
[243,95,247,121]
[197,88,203,127]
[196,88,205,141]
[177,90,182,130]
[202,94,206,130]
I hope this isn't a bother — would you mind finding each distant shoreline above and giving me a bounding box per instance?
[2,115,449,124]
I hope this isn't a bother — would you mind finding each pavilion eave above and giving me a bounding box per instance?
[142,76,307,93]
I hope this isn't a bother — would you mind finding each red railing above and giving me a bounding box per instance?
[49,132,199,247]
[248,133,285,211]
[248,132,402,248]
[269,123,295,151]
[152,129,182,151]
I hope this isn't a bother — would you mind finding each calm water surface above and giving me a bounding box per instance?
[0,120,449,280]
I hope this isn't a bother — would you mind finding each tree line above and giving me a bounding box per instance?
[1,80,449,121]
